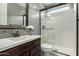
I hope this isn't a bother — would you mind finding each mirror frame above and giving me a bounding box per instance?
[0,3,29,29]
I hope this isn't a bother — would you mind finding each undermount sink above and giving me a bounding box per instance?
[9,35,32,41]
[8,35,41,42]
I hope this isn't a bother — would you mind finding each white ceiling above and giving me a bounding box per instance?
[29,3,59,10]
[17,3,59,10]
[17,3,26,8]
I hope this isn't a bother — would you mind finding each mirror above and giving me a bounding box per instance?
[7,3,26,26]
[0,3,27,27]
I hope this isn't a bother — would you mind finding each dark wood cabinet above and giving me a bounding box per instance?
[0,38,41,56]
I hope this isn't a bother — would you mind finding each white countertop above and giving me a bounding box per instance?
[0,35,41,52]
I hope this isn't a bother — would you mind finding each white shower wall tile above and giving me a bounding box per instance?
[41,29,55,45]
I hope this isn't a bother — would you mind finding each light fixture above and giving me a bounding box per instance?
[48,6,70,14]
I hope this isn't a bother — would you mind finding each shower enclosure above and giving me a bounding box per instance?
[40,3,77,56]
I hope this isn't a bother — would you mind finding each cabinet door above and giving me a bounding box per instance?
[30,44,41,56]
[33,50,41,56]
[20,51,29,56]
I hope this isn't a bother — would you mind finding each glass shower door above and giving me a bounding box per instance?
[41,4,76,56]
[41,10,55,46]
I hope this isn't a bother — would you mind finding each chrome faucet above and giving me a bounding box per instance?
[15,30,20,37]
[10,30,20,37]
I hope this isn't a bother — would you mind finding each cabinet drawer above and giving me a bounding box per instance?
[30,44,41,56]
[27,38,40,49]
[33,50,41,56]
[0,43,28,56]
[20,51,29,56]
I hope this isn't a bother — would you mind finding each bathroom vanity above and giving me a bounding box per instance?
[0,35,41,56]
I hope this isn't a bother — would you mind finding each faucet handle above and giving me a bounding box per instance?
[53,49,58,52]
[16,30,20,36]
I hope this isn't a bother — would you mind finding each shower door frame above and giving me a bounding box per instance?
[39,3,78,56]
